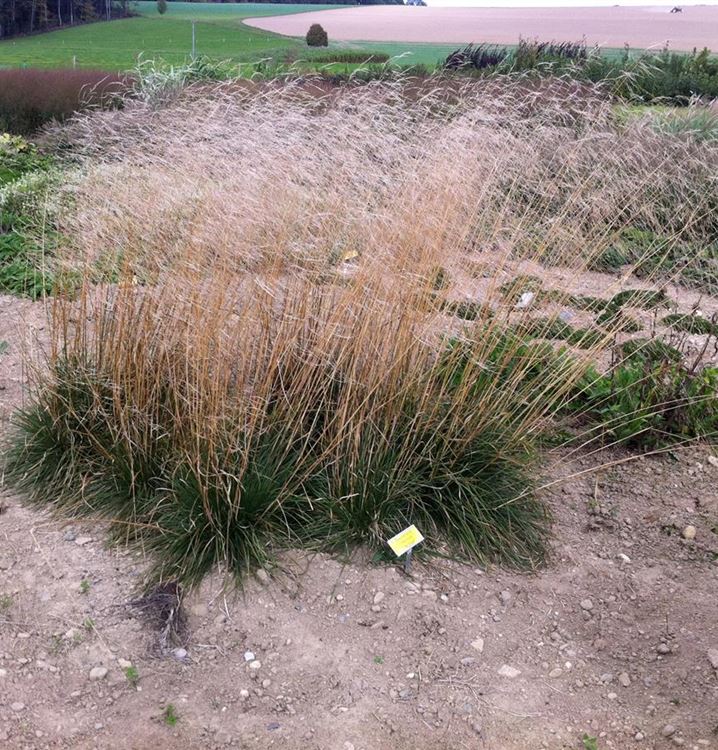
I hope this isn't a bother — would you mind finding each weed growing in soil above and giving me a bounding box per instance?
[124,666,140,686]
[569,339,718,448]
[163,704,179,727]
[0,134,65,298]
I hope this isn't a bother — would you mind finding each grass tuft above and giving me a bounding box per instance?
[5,76,718,588]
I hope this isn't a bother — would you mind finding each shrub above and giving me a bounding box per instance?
[445,44,508,71]
[157,0,168,14]
[307,50,390,65]
[306,23,329,48]
[0,69,128,135]
[442,43,718,102]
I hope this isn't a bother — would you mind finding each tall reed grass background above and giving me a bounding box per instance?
[5,76,717,587]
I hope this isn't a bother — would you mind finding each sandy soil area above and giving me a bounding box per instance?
[1,277,718,749]
[244,6,718,51]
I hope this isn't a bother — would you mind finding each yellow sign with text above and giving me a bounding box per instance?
[387,525,424,557]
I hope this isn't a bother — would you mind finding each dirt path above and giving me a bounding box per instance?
[1,294,718,750]
[244,5,718,51]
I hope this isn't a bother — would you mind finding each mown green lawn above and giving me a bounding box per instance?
[0,2,338,70]
[0,1,642,72]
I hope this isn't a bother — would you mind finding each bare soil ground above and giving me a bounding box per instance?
[244,5,718,52]
[1,288,718,750]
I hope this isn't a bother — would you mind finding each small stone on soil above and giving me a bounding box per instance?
[682,525,696,540]
[89,667,108,681]
[707,648,718,670]
[471,638,484,653]
[254,568,270,585]
[618,672,631,687]
[580,599,594,611]
[497,664,521,678]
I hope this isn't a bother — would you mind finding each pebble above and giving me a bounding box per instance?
[662,725,676,738]
[471,721,483,735]
[63,529,77,542]
[600,673,614,683]
[682,525,696,541]
[11,702,25,712]
[498,590,512,605]
[0,669,6,678]
[471,638,484,653]
[373,592,385,605]
[607,692,618,700]
[548,668,563,678]
[244,651,255,662]
[707,455,718,468]
[580,599,594,611]
[497,664,521,678]
[657,643,671,655]
[618,672,631,687]
[239,689,250,699]
[117,658,132,670]
[635,732,644,741]
[173,648,188,661]
[254,568,270,585]
[89,667,108,681]
[617,553,632,564]
[249,660,262,670]
[707,648,718,670]
[75,536,93,546]
[516,291,535,309]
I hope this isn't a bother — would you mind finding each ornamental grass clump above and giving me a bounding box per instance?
[6,76,718,587]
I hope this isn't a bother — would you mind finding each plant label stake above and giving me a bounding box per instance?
[387,525,424,574]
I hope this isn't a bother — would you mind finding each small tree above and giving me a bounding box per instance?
[306,23,328,48]
[157,0,168,15]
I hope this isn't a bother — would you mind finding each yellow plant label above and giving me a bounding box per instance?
[387,525,424,557]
